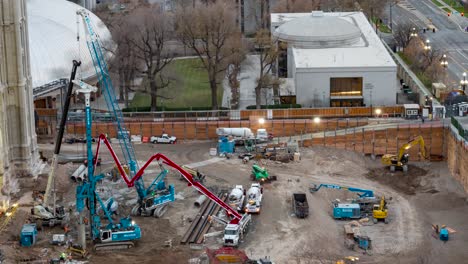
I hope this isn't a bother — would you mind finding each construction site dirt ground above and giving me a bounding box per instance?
[1,141,468,264]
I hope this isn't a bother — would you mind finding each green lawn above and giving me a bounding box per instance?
[443,7,452,13]
[431,0,443,7]
[130,58,223,109]
[397,52,412,66]
[442,0,466,13]
[371,17,392,33]
[397,52,432,89]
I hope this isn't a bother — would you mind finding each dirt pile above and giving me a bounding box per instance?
[366,166,435,195]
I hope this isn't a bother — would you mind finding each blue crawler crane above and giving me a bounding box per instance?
[76,9,174,218]
[73,80,141,251]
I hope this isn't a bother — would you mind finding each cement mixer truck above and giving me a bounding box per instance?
[244,183,263,214]
[216,127,271,145]
[228,185,245,212]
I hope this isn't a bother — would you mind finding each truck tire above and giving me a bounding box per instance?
[170,141,174,144]
[152,140,157,144]
[390,166,395,172]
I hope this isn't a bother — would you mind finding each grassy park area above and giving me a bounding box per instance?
[129,58,222,110]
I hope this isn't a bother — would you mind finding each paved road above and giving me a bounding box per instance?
[386,0,468,89]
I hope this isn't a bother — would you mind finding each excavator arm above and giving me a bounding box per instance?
[93,134,243,224]
[397,136,426,162]
[310,183,374,198]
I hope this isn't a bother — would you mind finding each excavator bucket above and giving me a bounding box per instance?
[309,184,319,192]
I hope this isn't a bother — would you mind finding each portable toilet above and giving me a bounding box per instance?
[218,136,235,154]
[439,228,449,241]
[20,224,38,247]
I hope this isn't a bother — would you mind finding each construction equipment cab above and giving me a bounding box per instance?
[381,136,426,172]
[372,196,388,224]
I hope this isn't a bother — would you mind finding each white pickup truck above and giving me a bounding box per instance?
[150,134,177,144]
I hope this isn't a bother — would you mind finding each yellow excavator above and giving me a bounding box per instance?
[381,135,426,172]
[372,196,388,224]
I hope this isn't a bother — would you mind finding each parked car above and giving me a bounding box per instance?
[150,134,177,144]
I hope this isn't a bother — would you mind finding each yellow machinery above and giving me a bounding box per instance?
[381,135,426,172]
[372,196,388,224]
[336,256,360,263]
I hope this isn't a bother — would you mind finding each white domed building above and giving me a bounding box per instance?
[271,11,397,107]
[28,0,113,102]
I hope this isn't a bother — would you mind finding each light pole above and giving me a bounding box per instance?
[461,72,467,92]
[424,39,431,51]
[440,54,448,68]
[410,27,418,38]
[389,1,398,32]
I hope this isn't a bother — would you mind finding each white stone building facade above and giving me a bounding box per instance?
[271,11,397,108]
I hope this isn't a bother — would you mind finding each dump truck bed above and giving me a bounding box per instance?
[292,193,309,218]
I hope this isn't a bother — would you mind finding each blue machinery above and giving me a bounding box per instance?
[310,183,377,219]
[309,183,375,199]
[76,10,174,214]
[73,81,141,250]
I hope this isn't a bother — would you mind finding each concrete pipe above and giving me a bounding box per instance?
[76,169,87,182]
[194,195,207,207]
[70,164,86,182]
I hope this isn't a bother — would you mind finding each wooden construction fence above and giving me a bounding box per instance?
[64,118,370,140]
[299,123,446,159]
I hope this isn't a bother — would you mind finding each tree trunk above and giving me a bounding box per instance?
[119,68,125,103]
[150,80,158,111]
[124,78,131,108]
[210,77,218,110]
[255,84,262,109]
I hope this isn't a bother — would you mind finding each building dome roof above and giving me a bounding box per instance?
[273,11,361,48]
[27,0,113,89]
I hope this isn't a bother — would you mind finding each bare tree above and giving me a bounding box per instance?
[357,0,389,19]
[403,37,445,84]
[394,22,415,48]
[175,0,241,110]
[95,7,138,108]
[253,29,280,109]
[272,0,321,13]
[225,35,248,109]
[129,7,174,111]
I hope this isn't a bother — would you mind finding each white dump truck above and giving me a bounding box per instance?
[244,183,263,213]
[216,127,271,145]
[228,185,245,212]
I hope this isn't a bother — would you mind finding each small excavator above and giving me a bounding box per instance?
[372,196,388,224]
[250,164,277,183]
[381,135,427,172]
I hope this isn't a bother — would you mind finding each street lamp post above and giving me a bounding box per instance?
[410,27,418,38]
[424,39,431,51]
[461,72,467,92]
[440,54,448,68]
[389,1,398,32]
